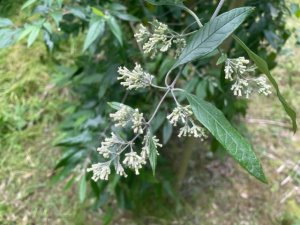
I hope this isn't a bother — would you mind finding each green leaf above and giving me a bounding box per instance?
[92,7,105,17]
[50,11,63,27]
[83,17,105,52]
[172,7,254,69]
[21,0,37,10]
[0,18,14,28]
[27,25,41,47]
[147,131,158,176]
[216,53,227,65]
[113,12,139,22]
[232,34,297,133]
[79,175,87,203]
[186,93,267,183]
[145,0,184,6]
[107,16,123,46]
[163,121,173,144]
[69,7,86,20]
[107,102,129,111]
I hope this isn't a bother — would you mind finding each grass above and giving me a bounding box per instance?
[0,40,84,224]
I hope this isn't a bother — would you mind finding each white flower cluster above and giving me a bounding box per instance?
[224,57,272,98]
[118,63,154,90]
[134,20,186,58]
[110,105,144,134]
[88,104,163,181]
[109,104,133,127]
[97,133,125,158]
[123,152,146,175]
[167,105,207,140]
[87,162,111,181]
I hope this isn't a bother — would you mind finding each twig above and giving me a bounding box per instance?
[211,0,226,20]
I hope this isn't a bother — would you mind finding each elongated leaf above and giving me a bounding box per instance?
[163,121,173,144]
[172,7,254,69]
[146,0,184,6]
[83,17,105,52]
[0,18,14,28]
[233,34,297,133]
[27,25,41,47]
[148,131,158,176]
[22,0,37,10]
[186,93,267,183]
[79,175,87,203]
[92,7,105,17]
[107,16,123,46]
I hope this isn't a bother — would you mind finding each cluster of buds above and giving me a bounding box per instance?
[87,104,162,181]
[110,105,145,134]
[87,162,111,181]
[167,105,207,140]
[134,20,186,58]
[224,57,272,98]
[118,63,154,90]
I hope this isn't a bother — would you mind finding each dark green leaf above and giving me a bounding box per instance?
[196,80,208,99]
[172,7,254,69]
[79,175,87,203]
[83,17,105,52]
[107,16,123,46]
[107,102,127,110]
[56,131,92,146]
[233,34,297,133]
[112,12,139,22]
[186,92,267,183]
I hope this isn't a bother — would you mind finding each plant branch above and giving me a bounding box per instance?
[211,0,226,20]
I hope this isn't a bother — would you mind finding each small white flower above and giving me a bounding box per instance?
[231,78,249,97]
[167,105,193,126]
[173,38,186,58]
[110,105,133,127]
[123,152,146,175]
[224,57,272,98]
[255,76,272,96]
[87,163,111,181]
[118,63,154,90]
[135,20,184,58]
[115,162,127,178]
[178,122,207,140]
[132,109,144,134]
[134,24,150,43]
[97,133,124,158]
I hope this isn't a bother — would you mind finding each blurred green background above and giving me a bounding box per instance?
[0,0,300,224]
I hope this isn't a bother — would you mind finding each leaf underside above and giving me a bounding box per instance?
[186,93,267,183]
[172,7,254,69]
